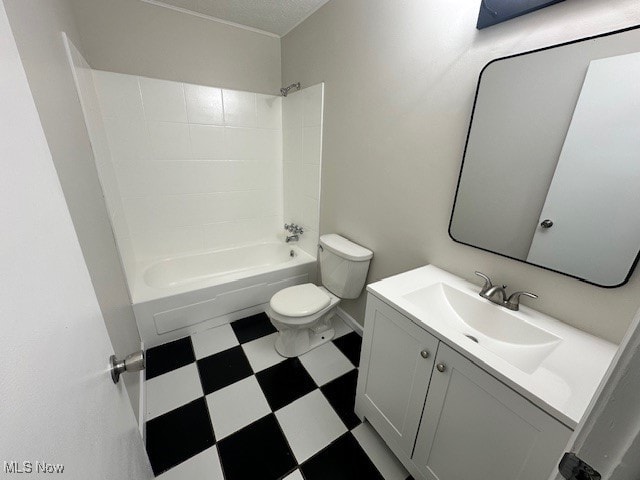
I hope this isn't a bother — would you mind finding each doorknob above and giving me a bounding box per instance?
[110,350,145,384]
[540,219,554,228]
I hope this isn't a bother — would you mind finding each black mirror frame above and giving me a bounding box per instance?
[449,24,640,289]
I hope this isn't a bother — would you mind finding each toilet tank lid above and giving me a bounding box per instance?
[319,234,373,261]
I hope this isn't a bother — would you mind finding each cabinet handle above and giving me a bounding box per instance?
[436,363,446,373]
[420,350,430,359]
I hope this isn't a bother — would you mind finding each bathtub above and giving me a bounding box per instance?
[132,243,317,347]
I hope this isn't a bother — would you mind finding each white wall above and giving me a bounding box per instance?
[282,0,640,343]
[92,71,283,268]
[283,83,324,256]
[69,0,281,95]
[3,0,143,418]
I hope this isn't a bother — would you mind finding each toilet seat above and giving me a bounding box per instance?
[268,286,340,328]
[270,283,331,317]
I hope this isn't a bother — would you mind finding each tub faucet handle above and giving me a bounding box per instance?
[285,223,304,235]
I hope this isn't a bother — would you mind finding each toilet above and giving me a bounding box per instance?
[267,234,373,357]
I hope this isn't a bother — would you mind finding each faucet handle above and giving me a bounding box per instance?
[506,291,538,311]
[474,271,493,293]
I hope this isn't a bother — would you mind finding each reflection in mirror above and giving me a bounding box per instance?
[450,27,640,287]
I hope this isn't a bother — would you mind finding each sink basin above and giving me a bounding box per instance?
[403,283,561,373]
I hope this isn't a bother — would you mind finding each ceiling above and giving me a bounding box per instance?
[144,0,330,37]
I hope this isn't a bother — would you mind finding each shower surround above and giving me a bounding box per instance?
[93,70,285,269]
[67,44,324,345]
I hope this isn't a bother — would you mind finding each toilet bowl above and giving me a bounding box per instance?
[267,234,373,357]
[267,284,340,357]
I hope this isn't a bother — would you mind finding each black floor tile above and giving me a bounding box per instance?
[146,337,195,380]
[320,369,361,430]
[256,358,317,411]
[145,397,214,476]
[217,414,296,480]
[231,312,276,344]
[197,345,253,395]
[334,332,363,367]
[301,432,384,480]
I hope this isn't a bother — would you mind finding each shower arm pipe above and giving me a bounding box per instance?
[280,82,301,97]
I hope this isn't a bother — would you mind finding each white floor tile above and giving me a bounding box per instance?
[206,376,271,440]
[146,364,203,421]
[332,315,354,339]
[352,422,409,480]
[283,469,305,480]
[299,341,355,386]
[191,324,239,360]
[276,390,347,463]
[156,446,224,480]
[242,333,285,372]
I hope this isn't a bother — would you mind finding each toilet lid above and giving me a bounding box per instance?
[270,284,331,317]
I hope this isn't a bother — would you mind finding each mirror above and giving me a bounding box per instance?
[450,26,640,287]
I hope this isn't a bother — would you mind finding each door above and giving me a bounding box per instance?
[0,4,152,478]
[412,343,571,480]
[548,307,640,480]
[355,294,439,461]
[527,52,640,286]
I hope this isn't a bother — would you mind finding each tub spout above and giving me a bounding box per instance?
[286,234,299,243]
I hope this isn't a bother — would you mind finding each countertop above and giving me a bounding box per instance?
[366,265,618,428]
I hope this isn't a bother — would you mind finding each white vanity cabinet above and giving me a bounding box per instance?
[356,293,573,480]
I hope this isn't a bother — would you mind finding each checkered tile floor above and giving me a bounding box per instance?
[144,312,411,480]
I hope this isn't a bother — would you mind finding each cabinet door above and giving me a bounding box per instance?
[412,343,572,480]
[356,295,439,460]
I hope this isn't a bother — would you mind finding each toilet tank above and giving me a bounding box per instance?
[319,234,373,299]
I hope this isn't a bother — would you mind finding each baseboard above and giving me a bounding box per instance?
[139,340,146,440]
[336,307,363,336]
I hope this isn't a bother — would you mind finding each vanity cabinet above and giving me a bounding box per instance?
[356,294,572,480]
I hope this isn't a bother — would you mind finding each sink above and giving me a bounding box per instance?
[402,283,561,373]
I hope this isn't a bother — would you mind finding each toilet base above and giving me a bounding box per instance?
[271,310,336,358]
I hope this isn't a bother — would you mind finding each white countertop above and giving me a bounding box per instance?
[367,265,618,428]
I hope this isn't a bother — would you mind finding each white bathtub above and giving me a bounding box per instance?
[132,243,317,347]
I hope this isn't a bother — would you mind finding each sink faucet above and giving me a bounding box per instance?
[482,283,508,303]
[475,272,538,311]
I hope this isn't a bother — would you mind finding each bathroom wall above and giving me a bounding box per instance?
[69,0,281,95]
[91,71,283,269]
[3,0,143,418]
[282,84,324,256]
[282,0,640,343]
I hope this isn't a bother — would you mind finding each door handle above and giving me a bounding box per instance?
[110,350,145,384]
[540,219,554,229]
